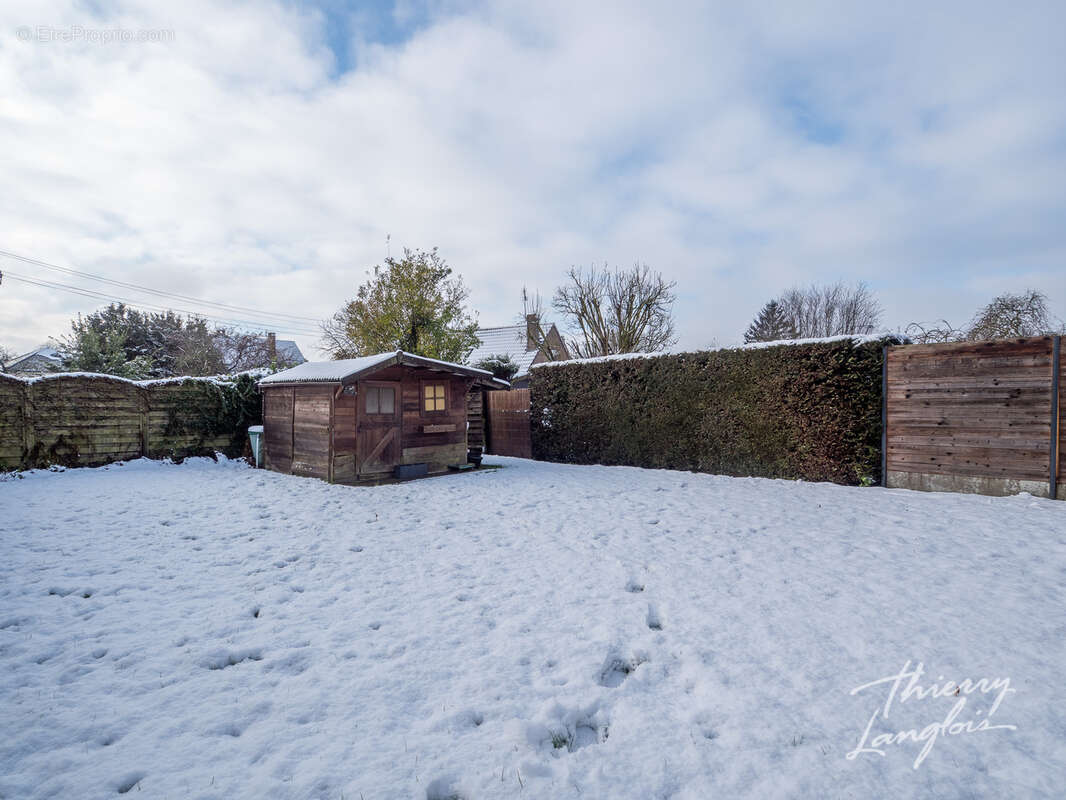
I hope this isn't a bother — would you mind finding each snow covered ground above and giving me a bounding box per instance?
[2,456,1064,799]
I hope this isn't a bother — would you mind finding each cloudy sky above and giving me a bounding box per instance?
[1,0,1064,360]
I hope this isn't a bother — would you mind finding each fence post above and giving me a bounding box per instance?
[1051,335,1061,500]
[21,382,35,469]
[139,386,150,458]
[881,345,888,488]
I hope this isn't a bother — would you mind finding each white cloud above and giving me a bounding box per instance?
[0,0,1063,362]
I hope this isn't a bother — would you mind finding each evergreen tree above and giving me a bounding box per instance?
[743,300,797,343]
[473,354,519,382]
[58,304,224,378]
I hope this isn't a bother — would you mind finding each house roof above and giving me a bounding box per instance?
[5,345,63,372]
[275,339,305,365]
[466,325,539,378]
[258,350,510,388]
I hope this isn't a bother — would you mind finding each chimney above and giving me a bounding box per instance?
[525,314,539,351]
[266,332,277,362]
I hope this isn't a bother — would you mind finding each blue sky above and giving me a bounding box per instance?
[1,0,1064,358]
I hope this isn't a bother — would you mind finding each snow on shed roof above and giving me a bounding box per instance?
[259,350,510,387]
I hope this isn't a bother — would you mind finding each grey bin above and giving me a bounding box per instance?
[247,425,264,467]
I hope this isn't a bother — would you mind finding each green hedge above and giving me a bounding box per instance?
[529,337,902,485]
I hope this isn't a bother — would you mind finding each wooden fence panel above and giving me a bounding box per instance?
[486,388,531,458]
[0,376,26,468]
[0,374,258,470]
[885,336,1061,498]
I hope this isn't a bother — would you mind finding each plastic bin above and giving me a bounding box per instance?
[248,425,264,468]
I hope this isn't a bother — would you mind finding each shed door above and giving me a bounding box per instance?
[356,381,401,476]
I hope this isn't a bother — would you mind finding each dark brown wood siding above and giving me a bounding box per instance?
[292,385,333,480]
[262,387,294,474]
[486,388,531,458]
[885,337,1057,493]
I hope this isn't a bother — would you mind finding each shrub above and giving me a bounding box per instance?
[529,337,902,485]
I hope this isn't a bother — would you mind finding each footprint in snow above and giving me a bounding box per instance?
[646,603,663,631]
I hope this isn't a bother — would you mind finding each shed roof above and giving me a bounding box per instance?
[259,350,510,388]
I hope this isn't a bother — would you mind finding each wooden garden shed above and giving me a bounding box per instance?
[258,351,508,483]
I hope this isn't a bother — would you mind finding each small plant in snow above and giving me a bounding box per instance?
[550,728,574,750]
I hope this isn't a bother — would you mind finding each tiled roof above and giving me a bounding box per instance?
[466,325,538,377]
[275,339,305,365]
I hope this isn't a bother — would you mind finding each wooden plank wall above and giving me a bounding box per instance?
[0,375,256,470]
[486,388,532,459]
[1060,339,1065,496]
[292,386,333,480]
[145,382,242,458]
[333,387,356,482]
[262,387,294,474]
[27,376,144,467]
[0,376,26,468]
[885,336,1061,498]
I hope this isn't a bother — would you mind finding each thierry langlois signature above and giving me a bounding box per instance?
[847,660,1016,769]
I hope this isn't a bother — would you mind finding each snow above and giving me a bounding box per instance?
[0,369,269,387]
[529,333,907,370]
[1,456,1063,798]
[259,351,502,385]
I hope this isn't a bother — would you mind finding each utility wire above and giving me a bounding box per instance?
[2,270,322,337]
[0,248,322,324]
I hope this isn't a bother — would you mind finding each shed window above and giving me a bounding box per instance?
[423,383,446,412]
[365,385,395,415]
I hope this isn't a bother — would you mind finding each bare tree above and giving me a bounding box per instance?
[964,289,1061,340]
[0,344,14,370]
[904,319,964,344]
[905,289,1062,343]
[778,281,882,338]
[212,328,274,372]
[553,263,677,357]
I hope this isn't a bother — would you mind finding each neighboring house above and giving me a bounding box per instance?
[3,345,64,376]
[467,315,571,387]
[266,333,307,368]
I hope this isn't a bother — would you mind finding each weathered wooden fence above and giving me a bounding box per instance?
[485,388,532,458]
[0,373,261,470]
[885,336,1063,498]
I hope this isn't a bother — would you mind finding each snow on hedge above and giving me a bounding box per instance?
[529,332,908,370]
[1,456,1062,798]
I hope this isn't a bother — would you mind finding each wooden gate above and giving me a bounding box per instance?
[486,388,532,458]
[884,336,1063,499]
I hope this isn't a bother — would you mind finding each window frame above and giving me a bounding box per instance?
[361,381,398,418]
[420,379,448,415]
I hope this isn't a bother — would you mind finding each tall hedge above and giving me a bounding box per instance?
[529,337,901,485]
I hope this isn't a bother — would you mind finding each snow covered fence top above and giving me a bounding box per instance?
[259,350,509,388]
[528,334,906,486]
[0,367,270,386]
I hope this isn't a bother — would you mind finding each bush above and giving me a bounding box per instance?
[529,337,902,485]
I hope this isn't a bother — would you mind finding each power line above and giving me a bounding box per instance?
[0,248,323,324]
[1,270,322,337]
